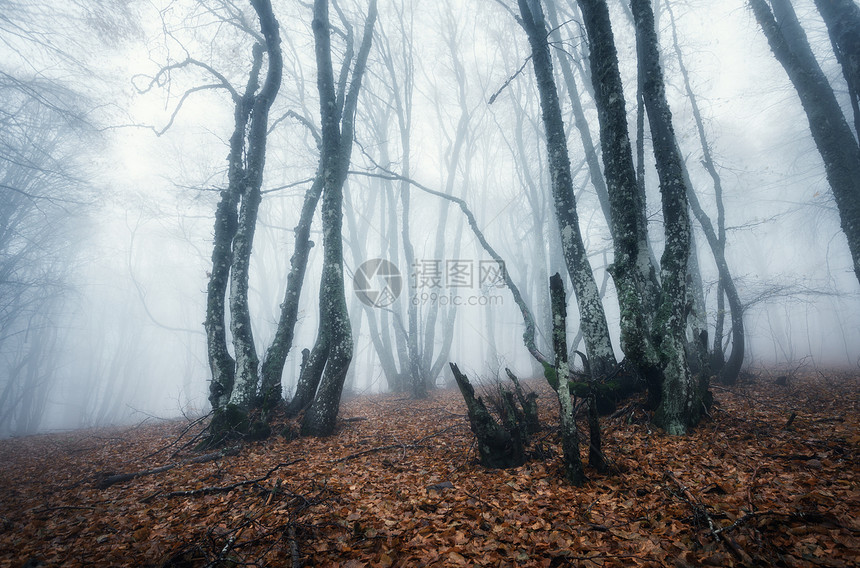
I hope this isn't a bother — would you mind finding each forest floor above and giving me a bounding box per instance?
[0,371,858,567]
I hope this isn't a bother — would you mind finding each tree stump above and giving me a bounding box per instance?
[450,363,525,469]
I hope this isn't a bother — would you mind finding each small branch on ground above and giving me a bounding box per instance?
[332,426,456,464]
[97,446,240,489]
[140,411,213,461]
[164,459,305,499]
[665,470,749,563]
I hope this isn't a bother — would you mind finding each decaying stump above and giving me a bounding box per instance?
[450,363,526,468]
[505,368,541,436]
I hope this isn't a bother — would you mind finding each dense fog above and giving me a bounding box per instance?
[2,0,858,436]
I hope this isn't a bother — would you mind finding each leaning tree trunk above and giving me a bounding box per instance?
[542,0,612,227]
[813,0,860,140]
[517,0,617,379]
[749,0,860,288]
[632,0,705,435]
[259,176,323,411]
[301,0,377,437]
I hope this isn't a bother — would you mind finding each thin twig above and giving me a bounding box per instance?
[165,458,305,499]
[665,470,748,562]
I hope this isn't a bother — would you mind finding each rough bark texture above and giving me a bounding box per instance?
[749,0,860,288]
[576,0,662,400]
[259,177,323,411]
[517,0,617,379]
[205,185,240,411]
[632,0,700,435]
[542,0,612,228]
[665,2,744,385]
[301,0,377,437]
[549,273,586,486]
[229,0,283,411]
[205,0,282,418]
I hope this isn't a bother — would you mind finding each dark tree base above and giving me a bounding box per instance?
[450,363,527,469]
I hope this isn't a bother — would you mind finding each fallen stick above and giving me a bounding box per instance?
[332,426,456,464]
[664,471,748,563]
[289,525,301,568]
[98,446,240,489]
[165,458,304,498]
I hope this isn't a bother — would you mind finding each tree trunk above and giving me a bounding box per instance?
[749,0,860,288]
[301,0,377,436]
[549,273,587,486]
[259,176,323,411]
[517,0,617,379]
[576,0,663,402]
[813,0,860,140]
[666,0,743,383]
[543,0,612,228]
[227,182,263,408]
[633,0,709,434]
[204,185,240,410]
[204,0,282,423]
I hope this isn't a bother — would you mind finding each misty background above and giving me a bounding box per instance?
[1,0,857,436]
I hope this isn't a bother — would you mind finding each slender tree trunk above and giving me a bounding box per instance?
[666,2,743,384]
[749,0,860,288]
[301,0,377,436]
[685,230,709,374]
[421,21,470,385]
[259,176,323,411]
[227,1,282,411]
[549,273,587,486]
[377,12,424,397]
[543,0,612,227]
[227,182,262,408]
[205,185,240,410]
[517,0,617,379]
[204,58,259,411]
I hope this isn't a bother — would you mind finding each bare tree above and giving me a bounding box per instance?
[668,2,745,385]
[515,0,618,379]
[197,0,283,442]
[749,0,860,288]
[571,0,711,433]
[299,0,378,436]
